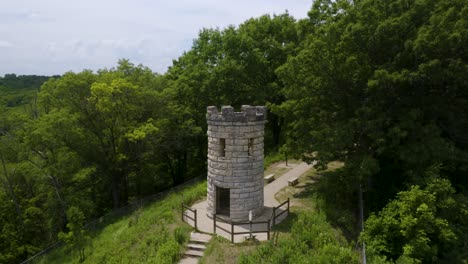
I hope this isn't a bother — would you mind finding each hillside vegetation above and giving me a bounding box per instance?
[36,180,206,264]
[1,0,467,263]
[0,74,52,116]
[201,163,359,264]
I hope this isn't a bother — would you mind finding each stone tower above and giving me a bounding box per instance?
[206,105,267,221]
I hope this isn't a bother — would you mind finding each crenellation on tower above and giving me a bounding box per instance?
[206,105,267,124]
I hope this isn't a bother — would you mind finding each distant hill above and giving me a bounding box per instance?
[0,73,58,108]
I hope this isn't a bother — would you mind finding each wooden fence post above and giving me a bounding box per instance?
[267,219,271,240]
[231,223,234,243]
[213,214,216,233]
[287,198,290,214]
[273,207,276,226]
[181,204,184,222]
[194,209,197,230]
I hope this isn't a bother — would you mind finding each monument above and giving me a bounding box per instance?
[206,105,267,221]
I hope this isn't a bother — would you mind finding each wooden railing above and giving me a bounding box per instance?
[182,204,197,230]
[213,215,272,243]
[213,198,290,243]
[272,198,290,226]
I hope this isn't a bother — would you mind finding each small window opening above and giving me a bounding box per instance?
[248,138,254,156]
[220,138,226,157]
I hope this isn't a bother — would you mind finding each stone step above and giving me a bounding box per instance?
[190,232,212,244]
[189,238,209,244]
[185,249,204,258]
[187,243,206,250]
[179,256,200,264]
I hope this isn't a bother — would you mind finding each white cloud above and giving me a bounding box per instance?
[0,0,312,75]
[0,40,13,48]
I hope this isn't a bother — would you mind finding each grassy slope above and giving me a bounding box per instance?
[36,181,207,264]
[201,161,360,264]
[197,160,298,264]
[35,161,359,264]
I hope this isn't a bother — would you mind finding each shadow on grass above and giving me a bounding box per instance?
[272,211,298,233]
[292,169,360,242]
[86,180,206,239]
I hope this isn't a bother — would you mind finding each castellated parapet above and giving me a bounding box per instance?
[206,105,267,221]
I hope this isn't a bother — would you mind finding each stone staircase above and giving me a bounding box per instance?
[179,232,212,264]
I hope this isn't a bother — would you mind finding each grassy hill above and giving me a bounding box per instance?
[32,162,361,264]
[200,162,360,263]
[34,181,206,264]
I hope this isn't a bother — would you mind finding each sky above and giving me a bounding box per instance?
[0,0,312,76]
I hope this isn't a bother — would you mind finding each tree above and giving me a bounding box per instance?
[58,206,89,262]
[278,0,467,203]
[167,13,300,150]
[362,178,468,263]
[37,61,165,208]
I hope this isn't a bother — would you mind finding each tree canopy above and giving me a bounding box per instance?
[1,0,467,262]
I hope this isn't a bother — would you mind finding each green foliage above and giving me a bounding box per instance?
[58,206,89,262]
[154,239,180,264]
[1,0,468,262]
[293,165,360,240]
[37,180,206,264]
[167,13,300,150]
[174,226,189,245]
[0,74,52,108]
[362,178,468,263]
[263,151,284,169]
[238,210,358,263]
[276,0,468,260]
[278,0,468,184]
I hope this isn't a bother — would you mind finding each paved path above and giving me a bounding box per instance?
[183,162,312,243]
[264,162,312,207]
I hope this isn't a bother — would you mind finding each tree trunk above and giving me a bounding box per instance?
[49,174,68,231]
[111,173,121,209]
[110,168,129,209]
[270,113,283,147]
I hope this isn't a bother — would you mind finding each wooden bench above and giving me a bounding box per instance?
[264,174,275,183]
[288,177,298,186]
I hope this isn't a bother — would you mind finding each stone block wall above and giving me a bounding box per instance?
[206,105,266,221]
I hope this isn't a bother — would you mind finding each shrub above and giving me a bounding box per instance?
[362,178,468,263]
[174,226,188,245]
[238,210,358,263]
[154,239,180,264]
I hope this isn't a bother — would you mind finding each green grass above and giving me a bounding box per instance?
[236,163,359,264]
[264,151,299,169]
[200,236,258,264]
[36,181,207,264]
[209,161,360,263]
